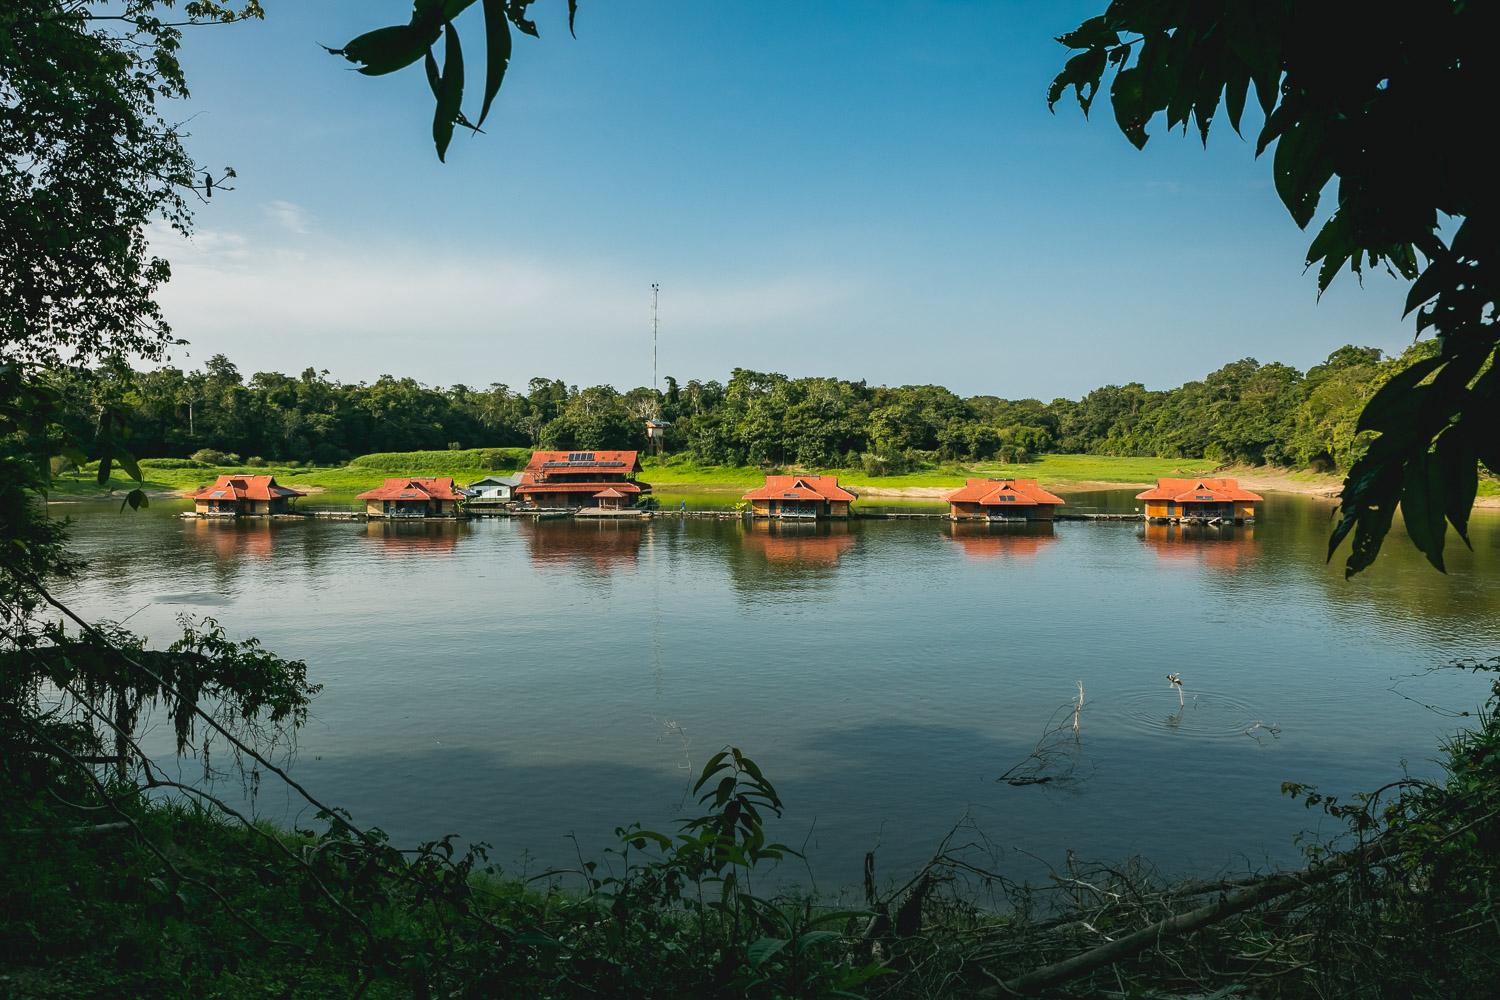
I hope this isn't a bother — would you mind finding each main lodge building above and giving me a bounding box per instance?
[1136,478,1263,522]
[186,475,305,516]
[357,477,466,518]
[742,476,857,519]
[944,479,1065,521]
[512,451,651,509]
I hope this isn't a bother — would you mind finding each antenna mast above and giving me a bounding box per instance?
[651,283,660,394]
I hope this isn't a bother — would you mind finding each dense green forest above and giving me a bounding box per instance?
[55,342,1436,474]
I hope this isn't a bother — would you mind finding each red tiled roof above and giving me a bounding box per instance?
[742,475,858,502]
[356,477,465,501]
[593,488,627,498]
[515,481,644,494]
[519,450,643,482]
[1135,478,1264,503]
[945,479,1065,507]
[186,474,305,501]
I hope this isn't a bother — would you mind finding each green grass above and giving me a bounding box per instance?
[644,453,1220,491]
[49,450,1368,503]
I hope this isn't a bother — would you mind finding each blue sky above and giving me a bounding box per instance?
[156,0,1415,398]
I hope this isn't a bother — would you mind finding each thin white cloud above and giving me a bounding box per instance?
[150,228,858,387]
[263,199,312,235]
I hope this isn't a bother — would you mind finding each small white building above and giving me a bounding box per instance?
[465,474,521,502]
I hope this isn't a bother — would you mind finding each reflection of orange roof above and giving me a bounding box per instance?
[742,475,857,502]
[741,522,856,566]
[945,522,1058,561]
[945,479,1065,507]
[1136,478,1263,502]
[1143,522,1257,567]
[357,477,465,501]
[523,520,643,570]
[190,518,275,559]
[364,520,462,550]
[186,474,304,501]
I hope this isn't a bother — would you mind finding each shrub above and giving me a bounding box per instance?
[190,448,239,466]
[140,457,209,470]
[245,456,267,467]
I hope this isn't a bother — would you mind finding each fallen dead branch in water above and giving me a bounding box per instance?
[997,685,1088,788]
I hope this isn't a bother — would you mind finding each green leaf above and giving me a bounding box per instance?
[1223,64,1250,135]
[1399,450,1447,572]
[747,936,788,968]
[1271,116,1331,229]
[694,751,730,793]
[1435,428,1478,548]
[1056,16,1119,49]
[1110,66,1150,149]
[1048,48,1107,114]
[477,0,512,128]
[1355,357,1443,434]
[793,929,842,952]
[96,455,112,486]
[1344,493,1398,579]
[116,449,142,483]
[329,24,439,76]
[432,23,465,161]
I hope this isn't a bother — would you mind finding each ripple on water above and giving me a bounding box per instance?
[1112,688,1277,743]
[151,592,231,606]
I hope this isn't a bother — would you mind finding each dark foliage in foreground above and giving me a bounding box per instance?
[3,664,1497,998]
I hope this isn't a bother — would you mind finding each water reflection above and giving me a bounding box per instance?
[943,520,1058,561]
[1140,520,1259,570]
[363,519,468,554]
[522,518,643,573]
[740,519,856,567]
[188,516,279,561]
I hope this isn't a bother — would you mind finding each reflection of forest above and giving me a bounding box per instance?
[522,519,643,571]
[943,521,1058,561]
[740,519,856,567]
[1140,521,1258,570]
[363,519,466,553]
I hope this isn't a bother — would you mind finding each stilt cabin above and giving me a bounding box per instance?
[944,479,1065,521]
[357,477,465,518]
[742,476,856,519]
[186,474,304,516]
[512,451,650,509]
[1136,478,1263,523]
[464,474,520,505]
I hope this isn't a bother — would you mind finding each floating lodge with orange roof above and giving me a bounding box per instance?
[742,475,857,519]
[944,479,1065,521]
[512,450,650,510]
[356,477,466,518]
[1136,478,1263,523]
[185,474,305,516]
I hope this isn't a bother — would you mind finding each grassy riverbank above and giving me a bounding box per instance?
[45,449,1500,505]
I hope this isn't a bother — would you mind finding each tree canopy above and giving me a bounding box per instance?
[1047,0,1497,575]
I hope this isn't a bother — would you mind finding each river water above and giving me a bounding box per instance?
[51,489,1500,889]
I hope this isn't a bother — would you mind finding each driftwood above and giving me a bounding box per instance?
[983,838,1396,996]
[15,820,131,837]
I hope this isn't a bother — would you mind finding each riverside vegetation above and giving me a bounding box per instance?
[48,343,1463,478]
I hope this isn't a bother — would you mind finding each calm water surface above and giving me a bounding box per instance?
[53,490,1500,888]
